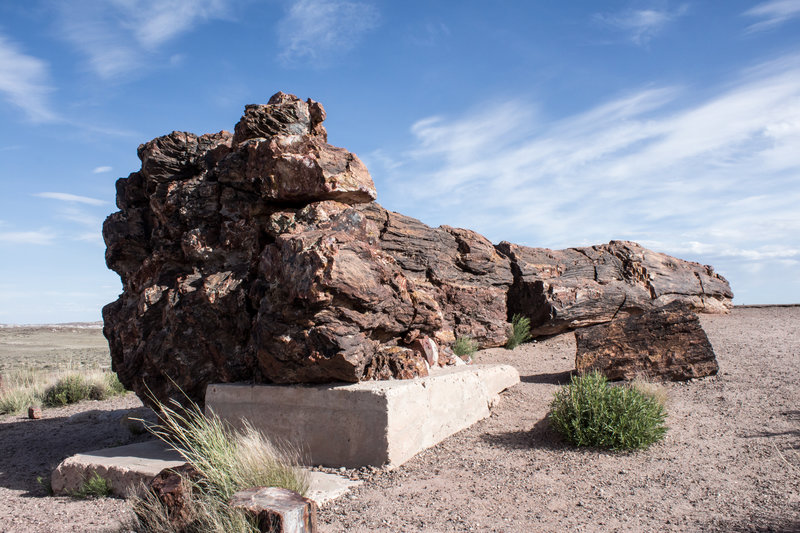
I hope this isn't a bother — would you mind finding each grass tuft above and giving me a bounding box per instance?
[452,337,478,360]
[549,371,668,451]
[125,395,309,532]
[42,371,127,407]
[69,471,112,499]
[505,314,532,350]
[0,369,127,415]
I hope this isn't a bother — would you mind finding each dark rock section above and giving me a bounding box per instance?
[499,240,732,337]
[103,92,733,407]
[574,303,719,381]
[358,203,514,348]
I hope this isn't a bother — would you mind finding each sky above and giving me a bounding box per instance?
[0,0,799,324]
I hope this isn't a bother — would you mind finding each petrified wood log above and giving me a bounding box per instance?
[102,91,733,407]
[229,487,318,533]
[499,240,732,337]
[574,303,719,381]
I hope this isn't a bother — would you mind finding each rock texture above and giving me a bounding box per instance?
[574,303,720,381]
[500,240,732,337]
[103,91,733,406]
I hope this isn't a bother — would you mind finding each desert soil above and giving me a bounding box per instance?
[1,307,798,532]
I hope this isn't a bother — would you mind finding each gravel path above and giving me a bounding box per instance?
[1,307,798,532]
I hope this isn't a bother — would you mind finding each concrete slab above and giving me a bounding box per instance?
[50,440,360,505]
[205,363,520,469]
[51,440,184,497]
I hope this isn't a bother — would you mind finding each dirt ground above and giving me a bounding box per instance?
[0,307,798,532]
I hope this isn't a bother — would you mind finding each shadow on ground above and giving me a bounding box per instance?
[519,370,574,385]
[0,408,148,495]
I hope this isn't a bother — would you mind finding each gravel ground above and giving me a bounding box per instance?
[1,307,798,532]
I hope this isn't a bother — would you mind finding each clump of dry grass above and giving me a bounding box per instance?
[0,368,126,415]
[629,374,669,407]
[125,395,309,532]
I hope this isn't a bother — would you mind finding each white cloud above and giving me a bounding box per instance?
[0,33,56,122]
[35,192,107,206]
[54,0,231,79]
[376,53,800,301]
[93,166,113,173]
[0,230,55,245]
[744,0,800,33]
[278,0,380,66]
[596,5,688,45]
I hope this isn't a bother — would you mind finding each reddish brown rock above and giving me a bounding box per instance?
[102,91,733,408]
[358,204,515,348]
[499,240,733,337]
[27,406,41,419]
[229,486,318,533]
[146,463,201,530]
[574,303,719,381]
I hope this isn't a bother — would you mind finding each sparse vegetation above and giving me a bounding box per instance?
[0,369,46,415]
[125,395,309,532]
[549,371,667,451]
[505,314,532,350]
[69,471,112,499]
[453,336,478,360]
[0,368,126,415]
[42,372,126,407]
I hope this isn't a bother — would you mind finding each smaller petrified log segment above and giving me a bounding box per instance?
[230,487,318,533]
[500,240,733,337]
[574,303,719,381]
[147,463,202,530]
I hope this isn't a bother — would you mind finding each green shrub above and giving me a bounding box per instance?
[42,372,127,407]
[453,337,478,359]
[125,395,309,532]
[43,374,91,407]
[69,471,112,498]
[505,314,532,350]
[0,369,126,415]
[549,371,667,451]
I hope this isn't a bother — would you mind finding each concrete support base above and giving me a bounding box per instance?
[205,364,520,468]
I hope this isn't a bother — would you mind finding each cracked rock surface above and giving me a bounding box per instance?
[102,92,732,406]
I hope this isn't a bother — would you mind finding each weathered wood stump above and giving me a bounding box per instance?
[230,487,318,533]
[575,303,719,381]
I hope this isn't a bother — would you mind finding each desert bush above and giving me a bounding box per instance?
[453,336,478,359]
[43,374,92,406]
[0,368,127,415]
[69,471,112,498]
[42,371,127,407]
[549,371,667,451]
[125,396,309,532]
[505,314,532,350]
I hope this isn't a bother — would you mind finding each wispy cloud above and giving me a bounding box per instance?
[0,230,55,245]
[376,53,800,300]
[54,0,231,79]
[0,33,56,122]
[278,0,380,66]
[744,0,800,33]
[35,192,107,206]
[93,166,113,173]
[595,5,688,45]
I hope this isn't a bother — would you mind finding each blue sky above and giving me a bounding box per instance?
[1,1,799,323]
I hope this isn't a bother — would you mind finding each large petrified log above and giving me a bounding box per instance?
[574,303,719,381]
[103,92,732,406]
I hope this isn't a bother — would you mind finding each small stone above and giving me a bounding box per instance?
[28,406,41,419]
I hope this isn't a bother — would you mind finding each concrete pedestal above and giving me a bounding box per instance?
[205,364,519,468]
